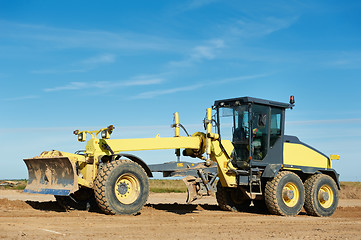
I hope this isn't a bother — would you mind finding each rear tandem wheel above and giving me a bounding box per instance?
[264,171,305,216]
[304,174,338,217]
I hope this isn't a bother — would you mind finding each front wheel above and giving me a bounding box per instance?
[304,174,338,217]
[94,160,149,215]
[265,171,305,216]
[216,181,249,211]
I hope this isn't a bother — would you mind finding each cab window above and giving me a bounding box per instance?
[251,104,269,160]
[270,107,282,146]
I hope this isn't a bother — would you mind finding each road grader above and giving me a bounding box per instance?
[24,96,340,217]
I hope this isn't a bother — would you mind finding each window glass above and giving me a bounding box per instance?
[270,107,282,146]
[232,106,249,163]
[251,104,269,160]
[220,105,249,162]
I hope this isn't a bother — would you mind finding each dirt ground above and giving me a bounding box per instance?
[0,190,361,240]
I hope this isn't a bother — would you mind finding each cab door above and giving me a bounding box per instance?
[251,105,284,165]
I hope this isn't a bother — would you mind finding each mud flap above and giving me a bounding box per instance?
[24,157,78,196]
[182,176,202,204]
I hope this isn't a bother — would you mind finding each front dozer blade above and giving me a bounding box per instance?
[24,157,78,196]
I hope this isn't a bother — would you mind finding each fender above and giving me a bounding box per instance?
[262,164,340,190]
[320,169,341,190]
[113,153,153,177]
[282,164,341,190]
[262,164,282,178]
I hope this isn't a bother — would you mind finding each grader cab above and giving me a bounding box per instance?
[24,96,340,217]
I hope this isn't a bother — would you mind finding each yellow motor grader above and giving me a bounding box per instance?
[24,96,340,216]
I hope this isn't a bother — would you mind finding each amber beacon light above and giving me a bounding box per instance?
[290,95,295,104]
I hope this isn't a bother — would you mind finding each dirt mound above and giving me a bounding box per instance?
[333,206,361,218]
[0,198,31,210]
[340,183,361,199]
[0,198,67,213]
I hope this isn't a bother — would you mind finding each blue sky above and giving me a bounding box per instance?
[0,0,360,181]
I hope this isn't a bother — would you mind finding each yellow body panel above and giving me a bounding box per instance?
[210,140,237,187]
[283,142,329,168]
[105,136,202,153]
[78,162,94,187]
[85,138,103,153]
[85,136,201,156]
[174,112,180,137]
[206,108,212,155]
[77,177,93,188]
[78,135,204,184]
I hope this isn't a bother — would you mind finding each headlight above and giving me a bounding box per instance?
[101,130,108,139]
[78,133,83,141]
[77,132,86,142]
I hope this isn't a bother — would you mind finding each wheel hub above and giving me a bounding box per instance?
[283,189,295,201]
[114,173,140,205]
[318,185,333,208]
[117,182,129,195]
[319,191,329,202]
[282,182,299,207]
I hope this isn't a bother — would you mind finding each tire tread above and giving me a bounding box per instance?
[216,182,236,211]
[94,160,148,215]
[304,174,338,217]
[264,171,303,216]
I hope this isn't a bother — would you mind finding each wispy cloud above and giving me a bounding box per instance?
[132,73,270,99]
[191,39,224,60]
[325,51,361,69]
[131,84,203,99]
[287,118,361,125]
[169,39,225,67]
[44,82,92,92]
[228,16,299,39]
[44,75,164,92]
[216,73,272,84]
[122,78,164,87]
[31,54,116,74]
[80,54,116,65]
[172,0,220,14]
[0,21,174,52]
[186,0,219,9]
[31,68,89,74]
[3,95,40,101]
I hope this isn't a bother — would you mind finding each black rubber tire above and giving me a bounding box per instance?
[304,174,338,217]
[55,187,98,211]
[216,181,248,211]
[265,171,305,216]
[94,160,149,215]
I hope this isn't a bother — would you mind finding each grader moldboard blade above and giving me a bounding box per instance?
[24,153,78,196]
[182,175,202,204]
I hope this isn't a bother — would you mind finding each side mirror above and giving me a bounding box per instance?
[258,114,267,127]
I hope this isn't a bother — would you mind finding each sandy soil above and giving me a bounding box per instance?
[1,190,361,240]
